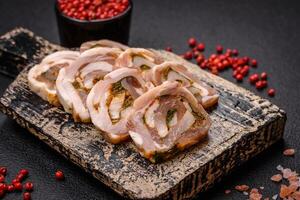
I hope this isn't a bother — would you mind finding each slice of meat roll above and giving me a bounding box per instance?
[56,47,122,122]
[151,61,219,109]
[87,68,148,144]
[127,81,211,163]
[115,48,163,82]
[80,39,129,53]
[28,50,80,106]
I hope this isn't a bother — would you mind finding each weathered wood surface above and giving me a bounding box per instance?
[0,28,286,200]
[0,27,62,77]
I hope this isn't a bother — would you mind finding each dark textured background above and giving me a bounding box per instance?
[0,0,299,199]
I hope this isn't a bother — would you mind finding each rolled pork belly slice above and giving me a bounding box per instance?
[115,48,164,82]
[28,50,80,106]
[80,39,129,53]
[56,47,122,122]
[87,68,148,144]
[151,61,219,109]
[127,81,211,163]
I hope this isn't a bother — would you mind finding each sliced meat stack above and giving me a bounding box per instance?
[28,40,219,163]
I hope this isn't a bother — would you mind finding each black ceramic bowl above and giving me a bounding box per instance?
[55,0,132,48]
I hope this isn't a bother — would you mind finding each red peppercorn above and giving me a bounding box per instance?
[235,74,243,82]
[200,63,206,69]
[193,51,200,58]
[14,182,23,191]
[165,47,172,52]
[197,43,205,51]
[184,51,193,60]
[261,80,268,88]
[58,0,129,20]
[7,185,14,192]
[24,182,33,192]
[188,37,197,47]
[268,88,275,97]
[55,170,65,181]
[216,45,223,54]
[243,56,249,64]
[222,60,230,68]
[255,81,264,89]
[20,169,29,177]
[260,72,267,80]
[232,49,239,56]
[196,55,205,64]
[17,173,26,182]
[0,183,7,191]
[12,179,19,185]
[23,192,31,200]
[232,70,239,78]
[249,74,259,84]
[251,59,257,67]
[0,175,4,183]
[226,49,232,56]
[0,167,7,176]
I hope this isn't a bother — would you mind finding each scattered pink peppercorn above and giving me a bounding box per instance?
[255,81,264,89]
[23,192,31,200]
[0,175,4,183]
[24,182,33,192]
[7,184,14,192]
[184,51,193,60]
[20,169,29,177]
[251,59,257,67]
[249,74,259,84]
[232,49,239,56]
[13,182,23,191]
[216,45,223,54]
[197,43,205,51]
[196,55,205,64]
[0,167,7,176]
[235,74,244,82]
[55,170,65,181]
[268,88,275,97]
[0,183,7,191]
[188,37,197,47]
[261,72,267,80]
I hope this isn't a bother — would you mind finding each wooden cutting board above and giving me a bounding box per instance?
[0,28,286,200]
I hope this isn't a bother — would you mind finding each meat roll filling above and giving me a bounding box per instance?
[87,68,147,144]
[116,48,163,82]
[128,81,211,163]
[28,51,80,106]
[56,47,121,122]
[151,61,219,108]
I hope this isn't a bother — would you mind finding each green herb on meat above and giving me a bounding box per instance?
[166,109,177,125]
[123,95,133,108]
[111,81,124,95]
[140,65,151,70]
[192,110,205,120]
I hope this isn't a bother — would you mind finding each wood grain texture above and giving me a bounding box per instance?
[0,28,286,200]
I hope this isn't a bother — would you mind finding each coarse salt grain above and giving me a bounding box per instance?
[283,148,295,156]
[271,174,283,182]
[235,184,249,192]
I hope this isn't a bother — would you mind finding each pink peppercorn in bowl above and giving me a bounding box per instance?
[55,0,132,48]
